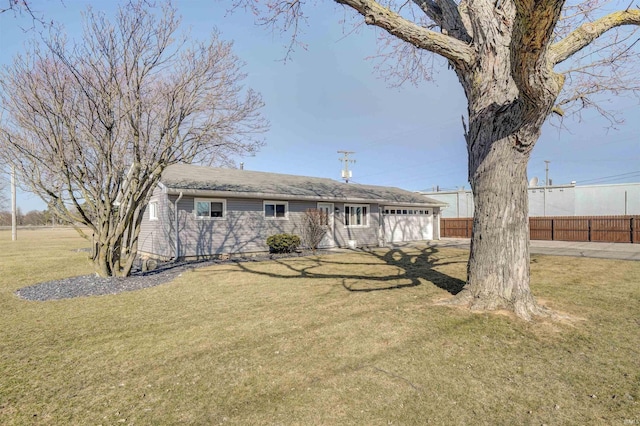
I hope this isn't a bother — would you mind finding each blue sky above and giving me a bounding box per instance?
[1,0,639,212]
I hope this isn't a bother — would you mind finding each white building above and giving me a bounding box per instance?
[421,182,640,218]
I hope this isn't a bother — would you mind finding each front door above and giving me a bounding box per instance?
[317,202,335,247]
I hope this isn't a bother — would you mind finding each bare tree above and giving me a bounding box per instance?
[237,0,640,319]
[0,0,51,28]
[299,208,329,253]
[22,209,47,226]
[0,171,7,210]
[0,1,267,277]
[0,0,39,17]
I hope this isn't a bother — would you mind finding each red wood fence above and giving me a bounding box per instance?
[441,218,473,238]
[442,216,640,244]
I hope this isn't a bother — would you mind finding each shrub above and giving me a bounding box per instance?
[266,233,301,253]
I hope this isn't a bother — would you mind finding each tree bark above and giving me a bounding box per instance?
[463,133,544,320]
[94,242,112,278]
[447,100,552,320]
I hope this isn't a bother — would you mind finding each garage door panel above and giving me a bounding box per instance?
[383,210,433,243]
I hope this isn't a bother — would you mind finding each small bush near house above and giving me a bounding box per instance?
[266,233,301,253]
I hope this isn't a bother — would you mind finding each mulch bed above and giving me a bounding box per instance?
[16,249,337,301]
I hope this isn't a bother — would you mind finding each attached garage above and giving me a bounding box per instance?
[382,207,436,243]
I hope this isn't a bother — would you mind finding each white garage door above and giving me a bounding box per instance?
[383,207,433,243]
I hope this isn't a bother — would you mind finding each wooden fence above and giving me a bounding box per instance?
[441,218,473,238]
[441,216,640,244]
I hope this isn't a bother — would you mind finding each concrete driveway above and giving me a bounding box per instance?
[430,238,640,261]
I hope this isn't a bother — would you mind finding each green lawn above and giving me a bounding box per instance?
[1,228,638,425]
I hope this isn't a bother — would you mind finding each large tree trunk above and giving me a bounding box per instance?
[464,130,546,320]
[446,98,552,320]
[437,0,563,319]
[446,139,549,319]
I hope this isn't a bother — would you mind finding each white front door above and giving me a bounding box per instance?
[317,202,335,247]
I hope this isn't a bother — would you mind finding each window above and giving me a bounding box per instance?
[264,201,288,219]
[149,201,158,221]
[317,203,333,226]
[384,206,431,216]
[195,198,226,219]
[345,204,369,227]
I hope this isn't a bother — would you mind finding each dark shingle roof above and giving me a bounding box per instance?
[160,164,445,207]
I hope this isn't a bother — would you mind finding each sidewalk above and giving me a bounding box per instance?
[431,238,640,261]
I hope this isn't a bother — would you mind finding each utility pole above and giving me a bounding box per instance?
[543,160,550,217]
[544,160,550,187]
[11,165,17,241]
[338,150,355,183]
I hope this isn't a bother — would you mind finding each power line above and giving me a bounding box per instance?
[577,170,640,185]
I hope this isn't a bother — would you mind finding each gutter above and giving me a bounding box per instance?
[161,187,447,208]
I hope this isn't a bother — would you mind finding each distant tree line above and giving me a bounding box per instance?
[0,208,62,227]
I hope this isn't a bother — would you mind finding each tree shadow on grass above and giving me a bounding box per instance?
[362,246,467,294]
[230,244,467,295]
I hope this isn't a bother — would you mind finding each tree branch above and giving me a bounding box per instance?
[510,0,566,111]
[412,0,472,42]
[550,9,640,65]
[412,0,442,23]
[336,0,475,67]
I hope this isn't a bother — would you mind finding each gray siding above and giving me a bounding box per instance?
[139,195,388,258]
[179,197,293,257]
[139,193,443,258]
[333,203,382,248]
[138,187,173,259]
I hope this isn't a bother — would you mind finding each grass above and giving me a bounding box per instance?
[0,228,639,425]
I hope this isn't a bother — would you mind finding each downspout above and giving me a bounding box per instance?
[174,192,183,261]
[332,206,337,248]
[378,206,385,247]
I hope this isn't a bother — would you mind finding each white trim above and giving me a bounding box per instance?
[317,202,335,247]
[149,201,159,221]
[163,187,446,207]
[264,200,289,220]
[194,198,227,220]
[344,203,370,228]
[383,206,431,215]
